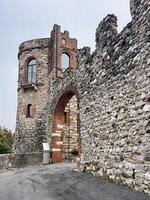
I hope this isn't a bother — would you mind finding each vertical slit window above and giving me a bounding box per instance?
[27,104,32,117]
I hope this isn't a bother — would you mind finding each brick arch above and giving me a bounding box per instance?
[61,50,72,59]
[53,85,79,130]
[51,85,81,163]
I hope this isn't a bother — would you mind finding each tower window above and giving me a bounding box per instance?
[27,59,36,84]
[27,104,32,117]
[61,53,70,71]
[62,39,66,45]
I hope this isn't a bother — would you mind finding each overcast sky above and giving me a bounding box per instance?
[0,0,131,132]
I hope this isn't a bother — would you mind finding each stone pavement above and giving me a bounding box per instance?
[0,163,149,200]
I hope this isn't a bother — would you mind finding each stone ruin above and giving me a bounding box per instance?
[14,0,150,194]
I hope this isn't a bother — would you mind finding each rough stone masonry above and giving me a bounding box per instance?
[14,0,150,194]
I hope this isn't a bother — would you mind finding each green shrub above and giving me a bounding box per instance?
[0,142,11,154]
[0,126,13,154]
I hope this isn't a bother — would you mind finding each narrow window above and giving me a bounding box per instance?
[61,53,70,71]
[27,104,32,117]
[62,38,66,45]
[27,59,36,84]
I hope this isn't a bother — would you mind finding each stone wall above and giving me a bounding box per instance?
[47,0,150,194]
[0,153,42,170]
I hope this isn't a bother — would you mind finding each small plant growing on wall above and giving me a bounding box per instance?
[71,147,79,156]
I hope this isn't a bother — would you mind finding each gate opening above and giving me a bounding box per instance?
[52,90,80,163]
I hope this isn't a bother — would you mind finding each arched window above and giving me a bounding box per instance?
[61,53,70,71]
[62,38,66,45]
[27,104,32,117]
[27,59,36,84]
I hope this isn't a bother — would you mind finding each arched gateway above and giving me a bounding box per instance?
[51,86,81,163]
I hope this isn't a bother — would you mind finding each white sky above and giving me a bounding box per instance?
[0,0,131,132]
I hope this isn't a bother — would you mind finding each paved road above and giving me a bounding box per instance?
[0,163,149,200]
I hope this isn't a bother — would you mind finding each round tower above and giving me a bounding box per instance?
[14,38,50,153]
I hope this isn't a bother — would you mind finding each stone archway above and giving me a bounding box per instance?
[51,86,81,163]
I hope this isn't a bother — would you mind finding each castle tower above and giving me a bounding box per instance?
[14,25,78,154]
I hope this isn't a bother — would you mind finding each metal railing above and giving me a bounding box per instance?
[19,72,37,85]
